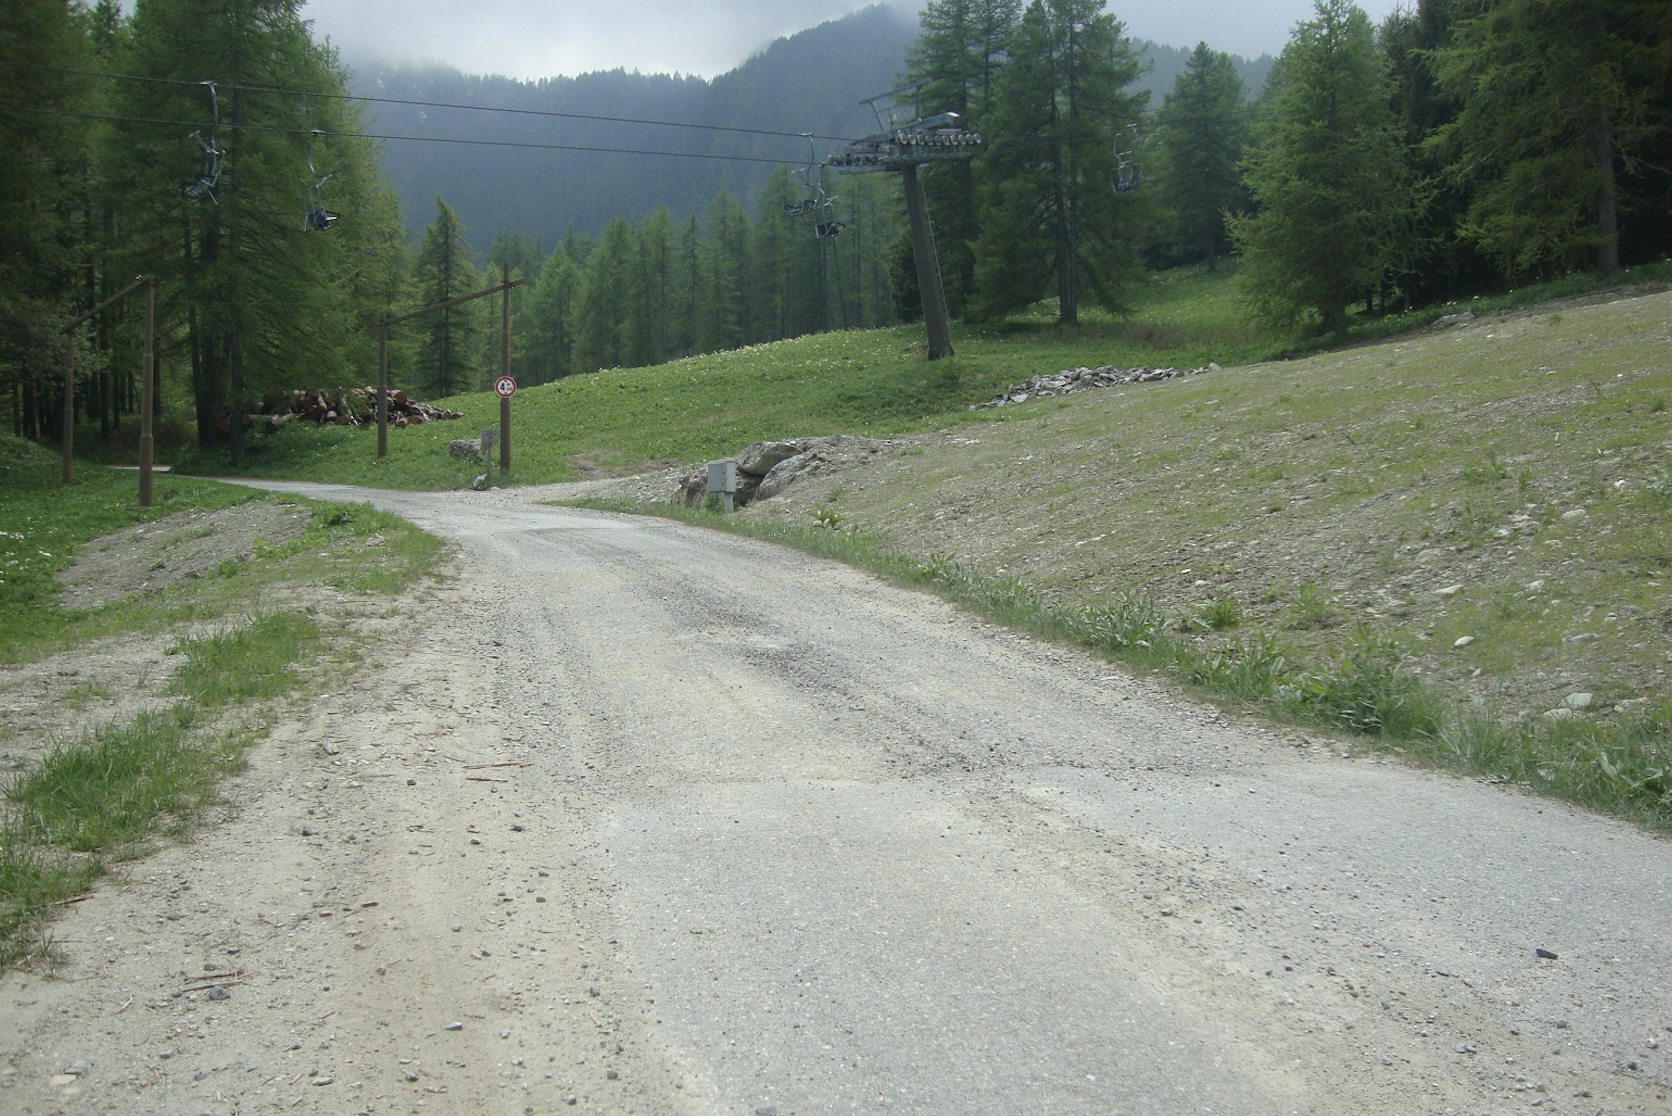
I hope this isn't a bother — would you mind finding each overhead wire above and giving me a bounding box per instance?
[21,62,1137,166]
[28,105,807,165]
[21,63,862,156]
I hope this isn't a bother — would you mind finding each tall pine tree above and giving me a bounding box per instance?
[1154,43,1247,271]
[970,0,1146,324]
[1,0,92,439]
[1229,0,1416,340]
[1427,0,1672,278]
[108,0,399,459]
[413,196,482,396]
[902,0,1021,315]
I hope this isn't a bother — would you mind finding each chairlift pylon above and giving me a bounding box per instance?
[182,81,224,202]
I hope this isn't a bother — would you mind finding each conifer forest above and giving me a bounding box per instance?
[4,0,1671,460]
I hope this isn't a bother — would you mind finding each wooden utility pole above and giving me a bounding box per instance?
[377,274,524,460]
[500,263,512,472]
[60,275,157,504]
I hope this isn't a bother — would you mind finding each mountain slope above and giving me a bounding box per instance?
[347,8,1273,248]
[350,5,916,245]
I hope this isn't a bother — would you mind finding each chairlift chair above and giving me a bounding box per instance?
[303,129,340,231]
[1113,124,1141,193]
[182,82,223,201]
[183,132,224,201]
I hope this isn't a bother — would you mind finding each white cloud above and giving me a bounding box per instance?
[298,0,1408,80]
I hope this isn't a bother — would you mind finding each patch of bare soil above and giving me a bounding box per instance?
[0,504,317,778]
[57,502,311,610]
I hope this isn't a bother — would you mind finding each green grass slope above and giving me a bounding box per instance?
[172,265,1280,489]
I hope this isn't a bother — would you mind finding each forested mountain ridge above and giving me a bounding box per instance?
[347,4,1271,248]
[350,5,918,246]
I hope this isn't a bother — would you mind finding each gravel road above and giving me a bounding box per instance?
[4,482,1669,1116]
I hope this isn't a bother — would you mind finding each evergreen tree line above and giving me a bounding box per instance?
[423,165,904,396]
[1,0,905,460]
[4,0,404,463]
[903,0,1672,338]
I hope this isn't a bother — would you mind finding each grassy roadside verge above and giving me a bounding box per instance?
[571,497,1672,834]
[0,437,446,970]
[1,614,325,969]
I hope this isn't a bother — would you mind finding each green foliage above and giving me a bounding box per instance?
[1426,0,1672,277]
[166,612,323,707]
[101,0,406,462]
[1230,0,1419,340]
[1070,592,1177,664]
[903,0,1022,314]
[414,195,486,396]
[971,0,1148,324]
[1278,635,1440,737]
[1152,43,1248,270]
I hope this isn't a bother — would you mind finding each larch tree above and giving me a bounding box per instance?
[1427,0,1672,278]
[970,0,1147,325]
[696,189,748,354]
[901,0,1021,315]
[108,0,397,459]
[528,245,581,384]
[1,0,92,439]
[1154,42,1247,271]
[1228,0,1417,340]
[413,195,483,396]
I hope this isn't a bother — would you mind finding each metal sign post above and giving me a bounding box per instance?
[494,374,516,473]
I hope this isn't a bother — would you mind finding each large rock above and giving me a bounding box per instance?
[737,440,808,477]
[756,452,827,500]
[676,435,882,506]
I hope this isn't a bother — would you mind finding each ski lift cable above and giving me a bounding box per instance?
[27,63,862,145]
[28,63,1137,160]
[29,106,813,167]
[29,63,1136,165]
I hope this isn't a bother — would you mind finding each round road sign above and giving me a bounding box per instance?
[494,376,517,398]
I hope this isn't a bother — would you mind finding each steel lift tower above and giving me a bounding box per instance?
[827,88,981,360]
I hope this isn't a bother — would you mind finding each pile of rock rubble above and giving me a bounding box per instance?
[980,362,1219,407]
[679,436,882,507]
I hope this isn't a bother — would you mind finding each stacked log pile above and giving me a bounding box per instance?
[248,388,465,430]
[979,362,1220,408]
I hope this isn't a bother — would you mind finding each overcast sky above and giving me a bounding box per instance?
[299,0,1409,81]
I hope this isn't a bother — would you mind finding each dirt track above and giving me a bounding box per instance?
[3,482,1669,1115]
